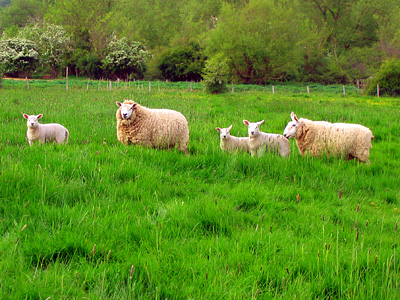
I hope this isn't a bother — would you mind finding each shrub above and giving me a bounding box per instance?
[202,54,229,94]
[366,58,400,96]
[158,43,206,82]
[0,38,39,78]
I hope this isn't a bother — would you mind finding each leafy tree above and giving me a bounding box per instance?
[158,43,206,82]
[101,37,152,80]
[21,23,73,78]
[366,58,400,96]
[0,0,44,30]
[0,37,39,77]
[206,0,302,84]
[202,53,229,94]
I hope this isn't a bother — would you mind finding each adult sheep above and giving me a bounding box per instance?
[283,112,374,163]
[116,100,189,153]
[22,113,69,146]
[243,119,290,157]
[216,124,250,153]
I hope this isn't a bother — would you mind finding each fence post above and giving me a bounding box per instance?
[231,81,234,94]
[307,86,310,95]
[343,85,346,96]
[26,77,30,90]
[272,85,275,94]
[66,67,69,91]
[149,81,151,92]
[109,81,112,91]
[377,84,380,97]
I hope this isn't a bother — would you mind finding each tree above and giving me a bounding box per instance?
[101,37,152,80]
[21,23,73,78]
[206,0,302,84]
[366,58,400,96]
[158,43,206,82]
[0,38,39,77]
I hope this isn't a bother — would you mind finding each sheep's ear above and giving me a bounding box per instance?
[243,120,249,126]
[116,101,122,107]
[37,114,43,119]
[131,103,138,110]
[291,112,299,122]
[22,113,29,119]
[227,124,233,131]
[258,120,264,126]
[216,127,221,132]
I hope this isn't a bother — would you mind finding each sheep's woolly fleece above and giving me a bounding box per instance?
[116,100,189,153]
[283,112,374,162]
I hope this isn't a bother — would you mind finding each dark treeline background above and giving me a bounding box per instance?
[1,0,400,85]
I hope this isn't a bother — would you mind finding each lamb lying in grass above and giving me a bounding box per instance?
[22,113,69,146]
[283,112,374,163]
[116,100,189,153]
[243,119,290,157]
[216,125,250,153]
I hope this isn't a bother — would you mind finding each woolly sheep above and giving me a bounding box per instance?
[116,100,189,153]
[243,119,290,157]
[215,124,250,153]
[283,112,374,163]
[22,113,69,146]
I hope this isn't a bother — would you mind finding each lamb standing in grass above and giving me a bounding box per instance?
[22,113,69,146]
[243,119,290,157]
[116,100,189,153]
[216,125,250,153]
[283,112,374,163]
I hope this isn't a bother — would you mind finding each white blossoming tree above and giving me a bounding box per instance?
[0,38,39,78]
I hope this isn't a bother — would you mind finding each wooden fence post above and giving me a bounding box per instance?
[343,85,346,96]
[272,85,275,94]
[377,84,380,97]
[26,77,30,90]
[149,81,151,92]
[66,67,69,91]
[307,86,310,95]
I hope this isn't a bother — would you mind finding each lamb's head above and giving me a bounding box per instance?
[23,113,43,128]
[283,112,300,139]
[243,120,264,137]
[216,125,233,140]
[116,101,138,120]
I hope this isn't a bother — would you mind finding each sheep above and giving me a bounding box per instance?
[22,113,69,146]
[116,100,189,153]
[215,124,250,153]
[243,119,290,157]
[283,112,374,163]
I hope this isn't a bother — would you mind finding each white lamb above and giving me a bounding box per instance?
[283,112,374,163]
[215,125,250,153]
[116,100,189,153]
[243,119,290,157]
[22,113,69,146]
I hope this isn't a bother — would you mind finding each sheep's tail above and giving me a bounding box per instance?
[65,129,69,144]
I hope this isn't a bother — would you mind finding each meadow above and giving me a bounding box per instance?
[1,79,400,299]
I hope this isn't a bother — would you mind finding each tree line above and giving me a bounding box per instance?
[1,0,400,87]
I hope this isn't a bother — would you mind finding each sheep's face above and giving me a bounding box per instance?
[243,120,264,137]
[216,125,232,139]
[116,101,137,120]
[23,114,43,128]
[283,112,300,139]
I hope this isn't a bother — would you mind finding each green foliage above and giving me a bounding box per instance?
[21,23,73,78]
[366,58,400,96]
[158,43,206,82]
[202,54,229,94]
[102,37,152,80]
[0,37,39,77]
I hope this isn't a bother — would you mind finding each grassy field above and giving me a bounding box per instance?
[1,79,400,299]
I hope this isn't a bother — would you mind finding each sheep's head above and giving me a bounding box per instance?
[283,112,300,139]
[116,101,137,120]
[216,125,232,139]
[23,113,43,128]
[243,120,264,137]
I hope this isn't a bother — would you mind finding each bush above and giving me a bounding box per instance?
[202,54,229,94]
[366,58,400,96]
[158,43,206,82]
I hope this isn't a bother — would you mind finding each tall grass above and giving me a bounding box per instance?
[0,80,399,299]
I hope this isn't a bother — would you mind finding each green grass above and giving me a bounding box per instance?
[1,79,400,299]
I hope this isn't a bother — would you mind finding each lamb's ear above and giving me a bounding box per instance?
[22,113,29,119]
[116,101,122,107]
[257,120,265,126]
[291,112,299,123]
[131,103,138,110]
[216,127,221,132]
[37,114,43,119]
[243,120,249,126]
[227,124,233,131]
